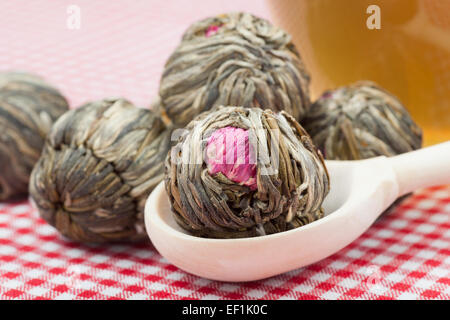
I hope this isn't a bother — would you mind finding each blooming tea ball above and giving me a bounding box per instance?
[158,12,311,127]
[165,106,329,238]
[0,72,69,200]
[303,81,422,160]
[29,98,172,243]
[206,127,257,190]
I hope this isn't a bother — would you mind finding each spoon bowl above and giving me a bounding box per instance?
[145,143,450,282]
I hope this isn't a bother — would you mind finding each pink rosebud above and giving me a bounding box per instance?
[205,25,220,37]
[206,127,257,190]
[321,91,333,99]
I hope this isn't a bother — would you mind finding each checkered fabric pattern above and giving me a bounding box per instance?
[0,186,449,300]
[0,0,449,300]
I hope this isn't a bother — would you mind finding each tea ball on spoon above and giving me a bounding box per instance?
[165,106,329,238]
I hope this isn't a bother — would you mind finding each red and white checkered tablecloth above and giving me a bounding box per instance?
[0,0,449,300]
[0,186,448,300]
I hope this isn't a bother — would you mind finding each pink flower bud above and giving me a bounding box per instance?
[205,25,221,37]
[206,127,257,190]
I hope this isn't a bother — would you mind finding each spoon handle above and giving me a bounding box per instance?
[389,142,450,196]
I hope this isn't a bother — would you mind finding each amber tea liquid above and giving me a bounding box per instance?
[269,0,450,145]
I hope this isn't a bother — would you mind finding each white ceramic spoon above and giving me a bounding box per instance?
[145,142,450,282]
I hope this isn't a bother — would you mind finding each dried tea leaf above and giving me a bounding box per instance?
[303,81,423,160]
[159,12,310,127]
[0,71,69,200]
[29,98,172,243]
